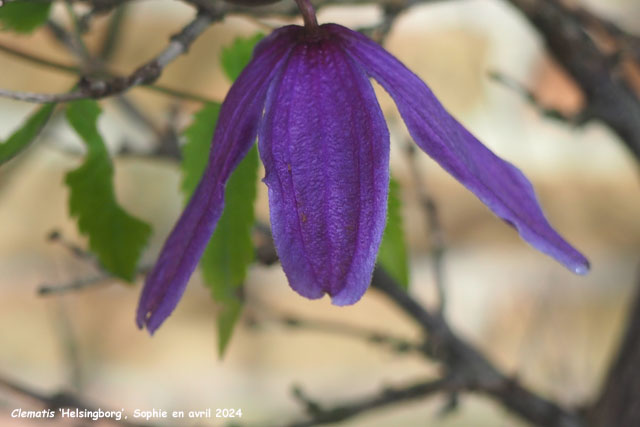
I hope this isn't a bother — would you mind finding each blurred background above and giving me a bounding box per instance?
[0,0,639,425]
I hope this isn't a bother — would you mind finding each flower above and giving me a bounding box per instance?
[136,23,589,334]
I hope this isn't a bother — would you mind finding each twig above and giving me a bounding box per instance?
[0,40,217,104]
[588,267,640,426]
[37,266,151,296]
[0,375,148,427]
[285,378,455,427]
[47,229,95,262]
[504,0,640,162]
[249,310,425,355]
[249,226,583,426]
[53,302,84,391]
[404,143,447,314]
[488,70,586,124]
[38,272,119,296]
[63,0,92,63]
[569,3,640,63]
[99,4,128,61]
[370,267,585,427]
[0,41,80,74]
[359,0,405,44]
[0,12,219,103]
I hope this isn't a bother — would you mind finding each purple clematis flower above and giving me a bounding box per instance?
[136,20,589,334]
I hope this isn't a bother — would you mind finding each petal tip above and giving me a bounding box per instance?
[572,259,590,275]
[330,288,366,306]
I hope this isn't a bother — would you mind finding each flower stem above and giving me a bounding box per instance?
[294,0,320,34]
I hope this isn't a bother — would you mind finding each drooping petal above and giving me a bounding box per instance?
[328,24,589,274]
[136,27,298,333]
[259,29,390,305]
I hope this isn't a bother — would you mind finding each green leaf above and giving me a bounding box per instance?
[202,155,259,291]
[378,177,409,289]
[0,2,52,33]
[180,34,264,356]
[201,146,258,353]
[65,100,151,281]
[181,100,259,356]
[180,34,263,356]
[0,103,55,164]
[215,299,242,356]
[181,102,220,196]
[220,33,264,82]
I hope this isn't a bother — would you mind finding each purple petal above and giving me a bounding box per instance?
[259,29,390,305]
[136,27,298,334]
[328,24,589,274]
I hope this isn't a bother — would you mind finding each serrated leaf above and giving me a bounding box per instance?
[0,2,52,33]
[201,144,258,302]
[181,101,259,355]
[180,35,263,356]
[181,102,220,196]
[378,176,409,289]
[65,99,151,281]
[215,299,242,356]
[220,33,264,82]
[203,147,257,356]
[181,33,263,356]
[0,103,54,165]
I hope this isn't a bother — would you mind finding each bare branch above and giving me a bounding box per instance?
[0,12,219,104]
[38,271,120,296]
[488,70,586,124]
[589,269,640,426]
[248,309,425,355]
[0,375,148,427]
[404,142,448,314]
[249,226,585,426]
[370,267,585,427]
[503,0,640,162]
[285,378,455,427]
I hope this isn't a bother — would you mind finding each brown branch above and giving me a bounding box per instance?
[38,218,585,426]
[370,267,584,427]
[249,226,583,426]
[0,12,219,103]
[404,142,448,313]
[497,1,640,425]
[569,4,640,63]
[248,309,425,355]
[488,70,584,124]
[7,2,623,426]
[588,269,640,426]
[0,375,148,427]
[503,0,640,162]
[285,377,456,427]
[0,40,216,104]
[38,271,123,296]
